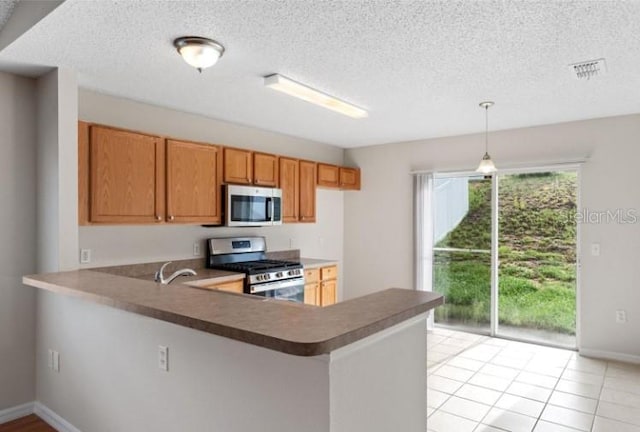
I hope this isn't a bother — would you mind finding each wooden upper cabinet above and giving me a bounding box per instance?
[339,167,361,190]
[279,157,299,223]
[253,152,279,187]
[317,163,340,189]
[89,125,165,224]
[223,147,252,184]
[166,139,222,224]
[299,160,317,223]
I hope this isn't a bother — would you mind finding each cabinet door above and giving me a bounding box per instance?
[224,147,253,184]
[340,167,361,190]
[166,139,222,224]
[304,282,320,306]
[279,157,299,223]
[90,125,165,223]
[320,265,337,281]
[253,152,279,187]
[317,163,340,188]
[321,280,337,306]
[299,160,317,223]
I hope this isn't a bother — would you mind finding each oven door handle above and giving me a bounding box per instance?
[250,277,304,294]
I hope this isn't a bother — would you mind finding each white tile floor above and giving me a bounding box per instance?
[427,328,640,432]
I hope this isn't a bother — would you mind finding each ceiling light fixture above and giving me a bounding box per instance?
[264,74,368,119]
[173,36,225,73]
[476,101,497,174]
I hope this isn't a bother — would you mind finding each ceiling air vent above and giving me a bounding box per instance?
[569,58,607,80]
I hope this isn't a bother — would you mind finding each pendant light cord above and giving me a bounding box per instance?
[485,104,489,154]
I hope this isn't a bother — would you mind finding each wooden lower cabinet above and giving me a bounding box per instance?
[203,279,244,294]
[320,279,337,307]
[304,265,337,306]
[304,282,320,305]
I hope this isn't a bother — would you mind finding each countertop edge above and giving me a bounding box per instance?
[23,272,444,357]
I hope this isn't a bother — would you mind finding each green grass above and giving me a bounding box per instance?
[434,172,577,335]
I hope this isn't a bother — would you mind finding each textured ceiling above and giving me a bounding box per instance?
[0,0,18,32]
[0,0,639,148]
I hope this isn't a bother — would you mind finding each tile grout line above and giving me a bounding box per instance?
[589,359,608,432]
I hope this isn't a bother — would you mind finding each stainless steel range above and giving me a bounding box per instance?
[206,237,304,302]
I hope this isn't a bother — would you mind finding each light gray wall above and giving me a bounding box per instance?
[36,290,426,432]
[36,291,331,432]
[78,90,345,269]
[0,71,37,409]
[344,114,640,359]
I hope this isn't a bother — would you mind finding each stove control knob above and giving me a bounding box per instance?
[265,274,271,280]
[276,272,283,278]
[256,275,263,281]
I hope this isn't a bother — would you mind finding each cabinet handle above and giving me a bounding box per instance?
[168,215,175,221]
[156,215,162,221]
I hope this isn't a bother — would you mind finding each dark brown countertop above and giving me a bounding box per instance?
[23,270,443,356]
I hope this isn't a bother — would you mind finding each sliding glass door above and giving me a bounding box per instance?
[433,175,492,333]
[431,169,578,348]
[496,171,577,347]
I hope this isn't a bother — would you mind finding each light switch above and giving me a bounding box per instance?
[591,243,600,256]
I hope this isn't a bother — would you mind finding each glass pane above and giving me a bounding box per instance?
[433,176,492,333]
[497,171,577,348]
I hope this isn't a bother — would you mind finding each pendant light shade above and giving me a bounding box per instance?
[174,36,225,72]
[476,101,497,174]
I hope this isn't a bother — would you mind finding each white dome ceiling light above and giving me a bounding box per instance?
[173,36,225,73]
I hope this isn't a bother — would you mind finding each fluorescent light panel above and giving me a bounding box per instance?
[264,74,368,119]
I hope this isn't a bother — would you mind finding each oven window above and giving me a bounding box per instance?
[230,195,269,222]
[266,286,304,303]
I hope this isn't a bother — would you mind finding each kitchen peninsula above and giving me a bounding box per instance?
[23,266,443,432]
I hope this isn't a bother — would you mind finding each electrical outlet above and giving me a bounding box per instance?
[193,242,200,256]
[616,310,627,324]
[158,345,168,371]
[80,249,91,264]
[52,350,60,372]
[591,243,600,257]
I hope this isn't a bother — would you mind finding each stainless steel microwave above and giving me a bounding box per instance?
[226,185,282,227]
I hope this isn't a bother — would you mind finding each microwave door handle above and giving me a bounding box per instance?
[266,197,272,221]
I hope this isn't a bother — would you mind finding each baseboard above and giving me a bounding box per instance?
[34,401,82,432]
[0,402,35,424]
[580,348,640,364]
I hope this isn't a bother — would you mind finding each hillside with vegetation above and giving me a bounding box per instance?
[434,172,577,334]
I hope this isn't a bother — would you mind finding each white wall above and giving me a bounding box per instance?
[36,291,331,432]
[344,114,640,359]
[0,71,37,409]
[78,90,345,267]
[36,290,426,432]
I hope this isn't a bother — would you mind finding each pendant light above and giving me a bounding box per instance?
[476,101,497,174]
